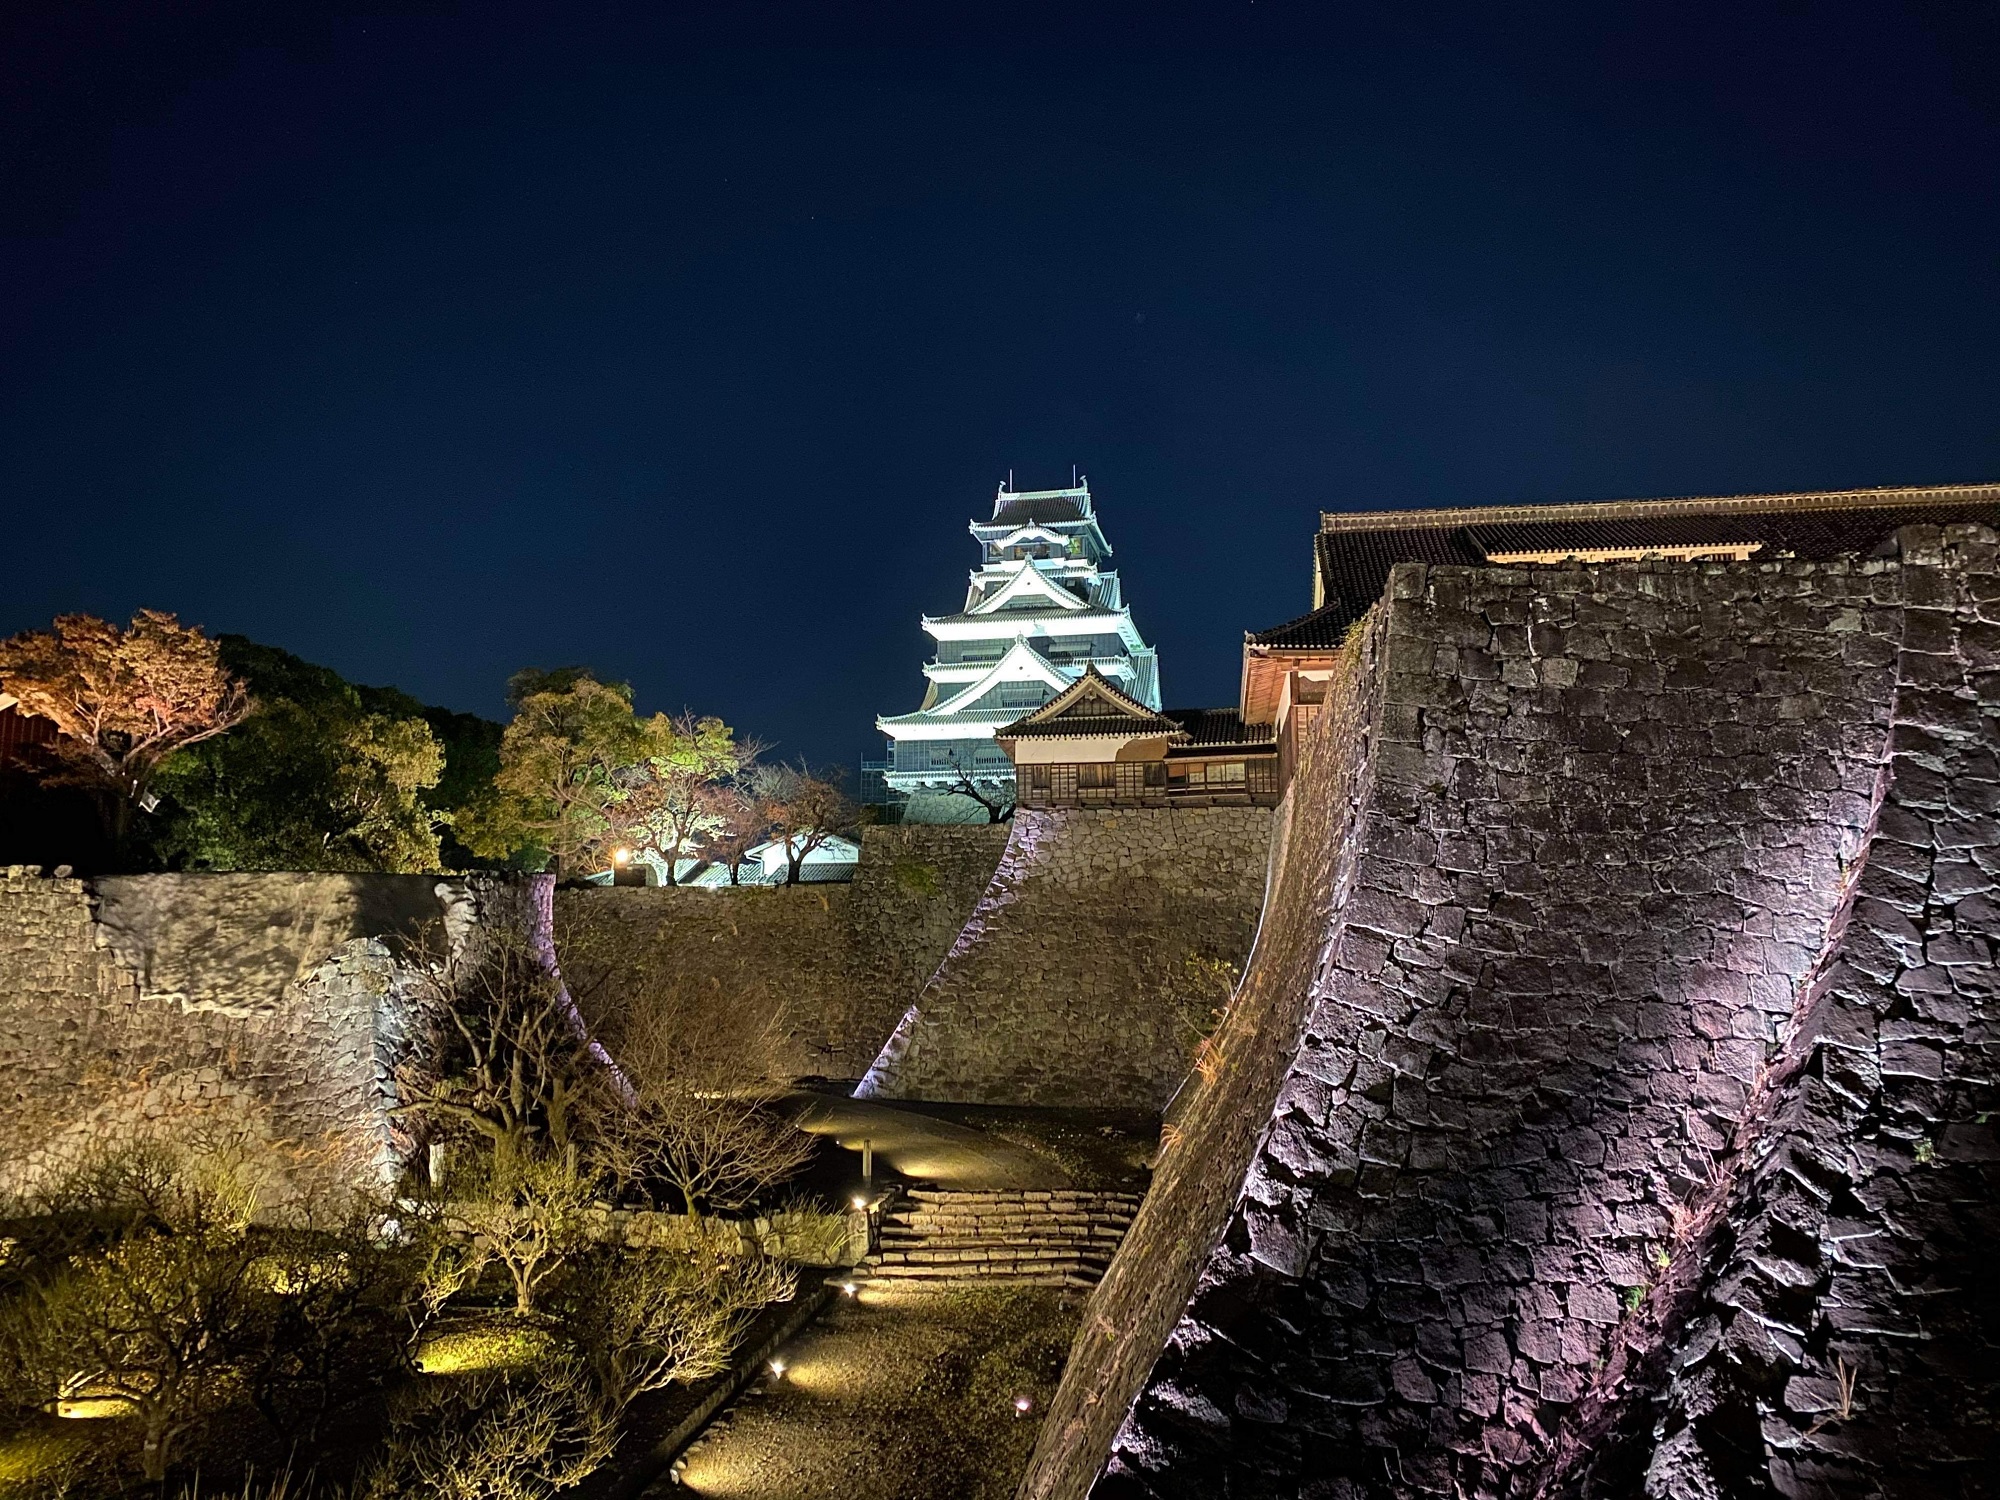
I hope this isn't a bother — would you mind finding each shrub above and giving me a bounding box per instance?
[561,1243,794,1412]
[361,1356,616,1500]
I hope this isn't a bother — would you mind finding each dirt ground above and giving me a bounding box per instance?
[669,1286,1082,1500]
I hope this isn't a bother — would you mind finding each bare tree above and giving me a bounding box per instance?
[941,751,1015,823]
[396,927,597,1170]
[562,1244,795,1412]
[752,761,858,884]
[362,1354,617,1500]
[590,975,816,1226]
[431,1148,600,1317]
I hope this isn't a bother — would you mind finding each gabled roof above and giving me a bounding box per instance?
[931,638,1072,715]
[997,666,1181,739]
[970,561,1090,615]
[985,523,1072,549]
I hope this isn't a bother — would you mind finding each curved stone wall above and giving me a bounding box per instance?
[1025,531,1999,1498]
[1019,607,1389,1495]
[857,806,1274,1109]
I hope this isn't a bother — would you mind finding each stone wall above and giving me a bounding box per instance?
[858,806,1274,1109]
[0,827,1006,1203]
[1020,607,1390,1496]
[1024,530,1999,1498]
[0,871,462,1207]
[554,823,1006,1083]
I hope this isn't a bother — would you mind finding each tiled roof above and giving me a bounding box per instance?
[989,494,1088,527]
[1264,484,2000,649]
[876,706,1033,729]
[1165,707,1277,749]
[1246,602,1354,650]
[1003,713,1180,738]
[997,665,1178,738]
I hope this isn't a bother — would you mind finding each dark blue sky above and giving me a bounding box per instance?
[7,2,1998,770]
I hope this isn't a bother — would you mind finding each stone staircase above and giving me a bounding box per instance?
[851,1187,1142,1290]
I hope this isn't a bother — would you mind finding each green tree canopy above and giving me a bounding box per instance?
[152,638,459,872]
[457,671,647,876]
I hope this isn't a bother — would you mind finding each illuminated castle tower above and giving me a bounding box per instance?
[877,479,1161,821]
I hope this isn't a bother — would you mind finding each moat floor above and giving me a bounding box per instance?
[669,1285,1080,1500]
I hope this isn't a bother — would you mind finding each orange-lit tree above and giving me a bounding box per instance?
[609,713,759,883]
[752,762,857,885]
[0,611,249,855]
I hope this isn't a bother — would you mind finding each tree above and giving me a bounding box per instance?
[396,927,599,1170]
[241,1217,414,1445]
[155,699,446,872]
[582,962,814,1226]
[0,1156,264,1482]
[941,750,1016,823]
[0,611,250,855]
[700,785,768,886]
[433,1149,600,1317]
[562,1244,794,1413]
[609,713,757,883]
[458,671,644,876]
[752,761,858,885]
[362,1354,617,1500]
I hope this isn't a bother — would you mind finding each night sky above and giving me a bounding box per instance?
[6,3,1999,772]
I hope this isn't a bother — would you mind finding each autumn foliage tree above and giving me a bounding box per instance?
[0,611,249,854]
[752,761,859,884]
[609,713,758,883]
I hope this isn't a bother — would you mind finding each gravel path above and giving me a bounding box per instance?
[669,1285,1081,1499]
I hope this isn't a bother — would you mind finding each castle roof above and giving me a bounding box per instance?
[1254,482,2000,651]
[985,483,1093,529]
[996,666,1180,739]
[1164,707,1277,750]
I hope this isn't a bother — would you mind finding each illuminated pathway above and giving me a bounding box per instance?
[791,1097,1064,1190]
[668,1285,1080,1499]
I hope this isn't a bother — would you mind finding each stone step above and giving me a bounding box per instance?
[884,1224,1136,1248]
[896,1216,1144,1224]
[900,1194,1141,1210]
[856,1272,1112,1296]
[871,1247,1114,1267]
[857,1186,1140,1293]
[878,1233,1125,1251]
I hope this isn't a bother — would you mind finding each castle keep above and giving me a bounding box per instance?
[878,480,1162,821]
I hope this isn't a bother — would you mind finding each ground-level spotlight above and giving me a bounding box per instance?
[768,1359,787,1380]
[1013,1395,1033,1416]
[840,1281,858,1296]
[851,1195,868,1211]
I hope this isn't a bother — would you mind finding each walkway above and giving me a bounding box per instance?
[790,1096,1066,1190]
[668,1285,1080,1500]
